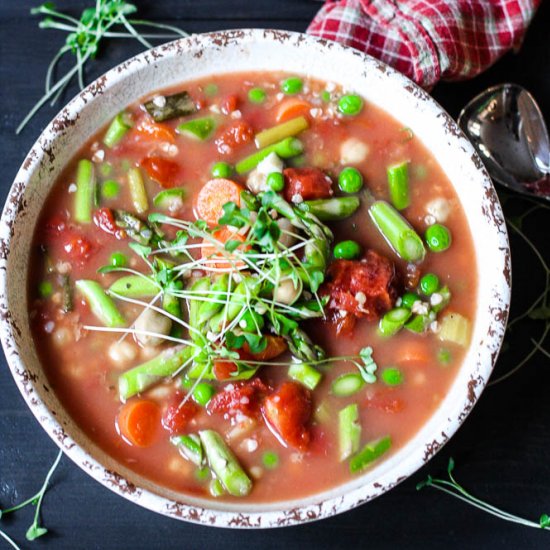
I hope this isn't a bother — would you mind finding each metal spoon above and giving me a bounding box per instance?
[458,83,550,200]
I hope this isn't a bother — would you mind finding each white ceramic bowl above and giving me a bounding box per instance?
[0,29,511,528]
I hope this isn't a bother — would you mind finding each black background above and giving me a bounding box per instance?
[1,1,550,548]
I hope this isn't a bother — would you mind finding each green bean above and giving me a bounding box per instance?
[288,362,322,390]
[298,197,360,221]
[331,373,364,397]
[369,200,426,262]
[109,275,160,298]
[74,159,95,223]
[405,314,431,334]
[171,434,204,466]
[339,404,361,462]
[75,280,125,327]
[197,274,231,324]
[177,116,216,141]
[128,167,148,214]
[118,345,193,401]
[254,116,309,149]
[103,112,132,148]
[333,240,361,260]
[378,307,412,337]
[387,161,410,210]
[235,137,303,174]
[144,91,196,122]
[349,436,392,473]
[199,430,252,497]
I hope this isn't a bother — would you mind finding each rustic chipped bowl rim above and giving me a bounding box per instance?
[0,29,511,528]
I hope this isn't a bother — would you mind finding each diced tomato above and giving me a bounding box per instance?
[162,392,199,434]
[208,378,269,419]
[262,381,312,450]
[282,167,333,203]
[366,389,405,413]
[63,234,94,261]
[141,157,180,188]
[133,116,176,144]
[44,214,67,236]
[321,250,397,333]
[243,335,287,361]
[215,122,254,155]
[212,360,239,381]
[221,94,238,115]
[93,207,125,239]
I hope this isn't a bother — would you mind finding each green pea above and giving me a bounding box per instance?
[204,83,219,97]
[425,224,452,252]
[248,87,267,103]
[109,252,127,267]
[338,167,364,193]
[192,382,216,406]
[101,179,120,199]
[180,376,194,390]
[334,240,362,260]
[211,161,233,179]
[262,451,279,469]
[238,310,265,332]
[381,367,404,386]
[100,162,112,177]
[338,94,363,116]
[438,348,452,365]
[266,172,284,192]
[401,292,421,309]
[195,467,210,482]
[281,77,303,95]
[320,90,331,102]
[38,281,53,298]
[420,273,439,295]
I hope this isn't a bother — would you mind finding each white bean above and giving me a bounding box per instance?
[340,138,369,164]
[134,308,172,347]
[426,197,451,223]
[277,218,296,248]
[108,340,138,365]
[273,277,301,305]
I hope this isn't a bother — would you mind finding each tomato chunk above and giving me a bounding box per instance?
[141,157,180,188]
[262,381,312,450]
[243,335,287,361]
[215,122,254,155]
[133,116,176,143]
[365,389,405,413]
[162,392,199,434]
[221,94,239,115]
[283,167,333,203]
[208,378,269,419]
[63,234,94,261]
[93,207,125,239]
[321,250,397,334]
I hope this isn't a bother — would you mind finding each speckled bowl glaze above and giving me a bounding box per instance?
[0,29,511,528]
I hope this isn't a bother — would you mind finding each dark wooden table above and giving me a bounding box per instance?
[1,2,550,548]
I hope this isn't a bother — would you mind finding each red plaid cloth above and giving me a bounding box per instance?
[307,0,541,89]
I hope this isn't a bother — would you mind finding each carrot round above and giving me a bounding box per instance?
[195,178,243,226]
[201,227,248,269]
[117,399,161,447]
[398,339,431,366]
[276,98,312,123]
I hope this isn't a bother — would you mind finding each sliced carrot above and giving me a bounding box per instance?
[397,339,431,366]
[245,335,288,361]
[276,98,312,123]
[133,116,176,144]
[195,178,243,226]
[201,227,249,270]
[117,400,161,447]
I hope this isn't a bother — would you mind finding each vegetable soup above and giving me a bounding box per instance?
[28,72,476,502]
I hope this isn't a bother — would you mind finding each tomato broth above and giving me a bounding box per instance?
[28,72,476,503]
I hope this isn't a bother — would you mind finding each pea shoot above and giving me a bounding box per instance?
[425,223,452,252]
[281,77,303,95]
[338,94,363,116]
[338,167,364,193]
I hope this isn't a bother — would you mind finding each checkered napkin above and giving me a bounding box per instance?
[307,0,541,89]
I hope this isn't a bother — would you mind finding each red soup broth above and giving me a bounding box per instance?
[28,72,476,503]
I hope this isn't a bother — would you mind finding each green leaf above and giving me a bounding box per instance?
[225,331,246,350]
[416,475,432,490]
[447,457,455,474]
[225,239,242,253]
[26,524,48,541]
[243,333,267,354]
[529,307,550,320]
[128,242,152,259]
[539,514,550,528]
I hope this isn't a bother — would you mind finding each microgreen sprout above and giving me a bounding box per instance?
[418,458,550,531]
[18,1,189,133]
[0,450,63,547]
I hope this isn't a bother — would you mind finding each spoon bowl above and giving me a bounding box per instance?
[458,83,550,200]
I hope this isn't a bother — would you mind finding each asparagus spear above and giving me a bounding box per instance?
[144,91,196,122]
[75,280,126,328]
[118,345,193,400]
[297,197,360,221]
[286,327,325,362]
[199,430,252,497]
[170,434,204,466]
